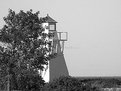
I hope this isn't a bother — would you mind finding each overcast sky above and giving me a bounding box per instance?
[0,0,121,77]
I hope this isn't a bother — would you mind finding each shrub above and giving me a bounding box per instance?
[42,76,98,91]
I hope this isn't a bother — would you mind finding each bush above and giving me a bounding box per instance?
[42,76,121,91]
[42,76,98,91]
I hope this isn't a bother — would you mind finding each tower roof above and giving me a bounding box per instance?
[46,14,57,23]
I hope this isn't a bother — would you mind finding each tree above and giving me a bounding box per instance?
[0,9,53,90]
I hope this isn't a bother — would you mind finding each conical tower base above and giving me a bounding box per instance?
[49,53,69,82]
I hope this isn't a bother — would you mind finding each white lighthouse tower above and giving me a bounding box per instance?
[42,15,69,82]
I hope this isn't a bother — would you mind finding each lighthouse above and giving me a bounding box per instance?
[42,15,69,82]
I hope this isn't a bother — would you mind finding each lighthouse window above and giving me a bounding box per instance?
[49,25,55,30]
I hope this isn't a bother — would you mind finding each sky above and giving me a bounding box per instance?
[0,0,121,77]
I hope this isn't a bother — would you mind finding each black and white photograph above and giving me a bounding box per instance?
[0,0,121,91]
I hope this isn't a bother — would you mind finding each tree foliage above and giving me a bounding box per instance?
[0,9,52,90]
[17,74,45,91]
